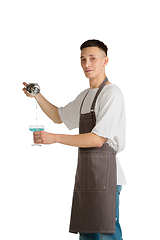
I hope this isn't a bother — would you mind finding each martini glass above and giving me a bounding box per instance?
[29,124,44,146]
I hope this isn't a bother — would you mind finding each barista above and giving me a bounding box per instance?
[23,39,126,240]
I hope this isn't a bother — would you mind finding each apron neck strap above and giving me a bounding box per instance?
[90,77,108,111]
[79,90,90,114]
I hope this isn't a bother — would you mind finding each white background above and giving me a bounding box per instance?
[0,0,160,239]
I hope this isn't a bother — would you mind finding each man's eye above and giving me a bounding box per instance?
[91,58,95,60]
[81,59,85,62]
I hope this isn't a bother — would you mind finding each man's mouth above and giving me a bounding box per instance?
[85,69,93,73]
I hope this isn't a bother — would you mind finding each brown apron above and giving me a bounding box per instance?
[69,77,117,234]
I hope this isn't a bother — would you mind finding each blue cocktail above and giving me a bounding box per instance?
[29,125,44,146]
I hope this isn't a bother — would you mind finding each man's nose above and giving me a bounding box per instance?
[85,59,91,68]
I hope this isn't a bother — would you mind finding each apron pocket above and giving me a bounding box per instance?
[74,152,110,192]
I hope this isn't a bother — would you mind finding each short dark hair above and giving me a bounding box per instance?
[80,39,108,56]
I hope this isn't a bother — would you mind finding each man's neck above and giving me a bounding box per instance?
[89,73,107,89]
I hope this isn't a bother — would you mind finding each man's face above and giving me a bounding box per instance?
[80,47,108,79]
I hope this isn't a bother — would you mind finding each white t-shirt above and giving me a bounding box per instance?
[58,84,126,185]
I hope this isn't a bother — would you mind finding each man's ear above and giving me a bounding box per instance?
[103,56,109,67]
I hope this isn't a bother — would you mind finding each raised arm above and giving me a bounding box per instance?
[22,82,62,124]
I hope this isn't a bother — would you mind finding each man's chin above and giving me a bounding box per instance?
[84,72,94,78]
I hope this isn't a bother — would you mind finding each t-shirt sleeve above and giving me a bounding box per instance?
[58,99,79,130]
[92,87,124,141]
[58,89,89,130]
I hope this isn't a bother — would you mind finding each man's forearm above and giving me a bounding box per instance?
[36,93,62,124]
[55,132,106,148]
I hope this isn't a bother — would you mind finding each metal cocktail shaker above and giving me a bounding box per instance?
[26,83,40,96]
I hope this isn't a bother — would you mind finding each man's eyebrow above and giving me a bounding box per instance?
[80,55,96,59]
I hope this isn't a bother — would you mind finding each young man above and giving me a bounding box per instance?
[23,39,126,240]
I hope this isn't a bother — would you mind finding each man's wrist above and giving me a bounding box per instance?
[55,134,59,144]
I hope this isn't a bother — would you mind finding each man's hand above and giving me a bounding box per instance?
[33,131,56,145]
[22,82,36,98]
